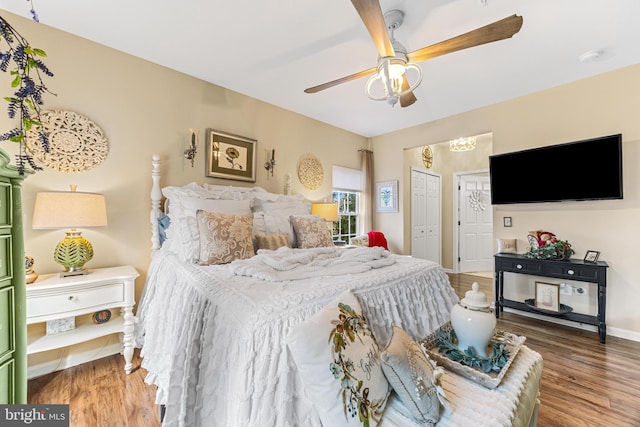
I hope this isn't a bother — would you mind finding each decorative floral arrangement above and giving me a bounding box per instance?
[524,230,575,260]
[0,8,54,174]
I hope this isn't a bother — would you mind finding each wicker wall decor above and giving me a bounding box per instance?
[297,154,324,190]
[25,110,108,172]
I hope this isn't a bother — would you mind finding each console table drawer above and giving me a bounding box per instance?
[497,259,543,275]
[542,264,600,281]
[27,283,124,320]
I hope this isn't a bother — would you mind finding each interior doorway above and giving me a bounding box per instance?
[453,170,493,274]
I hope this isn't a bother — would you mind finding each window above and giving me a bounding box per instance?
[332,190,359,243]
[332,165,363,244]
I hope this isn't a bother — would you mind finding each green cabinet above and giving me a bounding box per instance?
[0,150,29,404]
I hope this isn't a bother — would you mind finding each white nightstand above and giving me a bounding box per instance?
[26,265,139,374]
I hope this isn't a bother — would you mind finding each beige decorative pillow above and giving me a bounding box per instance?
[290,215,334,248]
[497,238,517,254]
[196,210,255,265]
[380,326,445,424]
[255,233,291,250]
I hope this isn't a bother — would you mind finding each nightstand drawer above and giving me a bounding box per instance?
[27,283,124,320]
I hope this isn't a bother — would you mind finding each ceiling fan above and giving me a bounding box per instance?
[304,0,523,107]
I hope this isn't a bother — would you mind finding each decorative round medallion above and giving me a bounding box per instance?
[468,190,488,212]
[92,309,112,324]
[421,145,433,169]
[297,154,324,190]
[25,110,108,172]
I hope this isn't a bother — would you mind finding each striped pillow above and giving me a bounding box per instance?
[255,233,291,250]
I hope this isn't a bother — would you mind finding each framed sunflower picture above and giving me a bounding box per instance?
[205,129,257,182]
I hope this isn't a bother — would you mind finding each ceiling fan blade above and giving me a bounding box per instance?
[399,76,417,108]
[351,0,395,58]
[407,14,523,63]
[304,67,377,94]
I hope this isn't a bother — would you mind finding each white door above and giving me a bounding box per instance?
[411,168,441,264]
[411,169,427,260]
[458,174,493,272]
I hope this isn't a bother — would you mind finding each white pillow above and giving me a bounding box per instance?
[497,238,517,254]
[287,291,390,427]
[262,200,311,247]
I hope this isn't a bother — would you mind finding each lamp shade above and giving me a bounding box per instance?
[32,191,108,229]
[311,202,339,222]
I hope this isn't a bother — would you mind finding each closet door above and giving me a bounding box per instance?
[411,168,441,264]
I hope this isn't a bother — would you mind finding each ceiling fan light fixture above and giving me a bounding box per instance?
[449,136,477,152]
[365,57,422,106]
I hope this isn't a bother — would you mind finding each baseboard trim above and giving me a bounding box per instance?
[503,308,640,343]
[27,340,122,379]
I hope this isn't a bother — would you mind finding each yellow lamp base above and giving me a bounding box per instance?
[54,230,94,277]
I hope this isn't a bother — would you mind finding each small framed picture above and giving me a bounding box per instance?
[376,180,398,213]
[535,282,560,312]
[503,216,512,227]
[584,250,600,263]
[205,129,257,182]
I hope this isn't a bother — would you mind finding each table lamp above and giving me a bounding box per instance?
[311,202,339,236]
[311,202,339,222]
[32,185,108,277]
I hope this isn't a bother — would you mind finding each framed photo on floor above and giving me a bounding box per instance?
[535,282,560,312]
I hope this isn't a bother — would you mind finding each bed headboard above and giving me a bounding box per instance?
[150,154,305,255]
[150,154,162,252]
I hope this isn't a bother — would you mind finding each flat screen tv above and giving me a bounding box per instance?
[489,134,623,204]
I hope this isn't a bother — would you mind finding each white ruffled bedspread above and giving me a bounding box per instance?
[136,247,459,427]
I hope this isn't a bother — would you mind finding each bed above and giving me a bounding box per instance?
[136,155,542,427]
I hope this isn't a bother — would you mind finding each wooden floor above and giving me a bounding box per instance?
[28,273,640,427]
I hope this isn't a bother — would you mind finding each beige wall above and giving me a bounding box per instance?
[373,64,640,339]
[3,11,639,372]
[0,13,367,372]
[0,12,366,282]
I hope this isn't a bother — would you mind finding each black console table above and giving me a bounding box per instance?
[494,253,608,343]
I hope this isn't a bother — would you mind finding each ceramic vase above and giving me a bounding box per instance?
[450,282,496,357]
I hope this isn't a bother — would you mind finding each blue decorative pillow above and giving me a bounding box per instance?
[158,213,171,246]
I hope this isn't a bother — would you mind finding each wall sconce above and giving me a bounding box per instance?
[264,148,276,178]
[184,128,199,167]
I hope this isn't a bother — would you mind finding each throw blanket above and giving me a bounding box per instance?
[368,231,389,250]
[229,246,395,281]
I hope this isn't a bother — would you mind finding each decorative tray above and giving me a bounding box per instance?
[524,298,573,316]
[420,322,526,389]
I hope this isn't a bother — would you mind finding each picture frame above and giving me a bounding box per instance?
[503,216,512,227]
[376,180,398,213]
[535,282,560,312]
[205,129,257,182]
[584,250,600,263]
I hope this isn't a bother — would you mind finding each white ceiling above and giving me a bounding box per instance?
[2,0,639,137]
